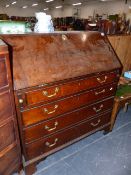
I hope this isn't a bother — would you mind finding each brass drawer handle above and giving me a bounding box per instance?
[97,76,107,83]
[45,121,58,132]
[93,104,104,113]
[95,89,105,95]
[42,87,59,98]
[91,119,101,127]
[45,138,58,148]
[19,99,24,104]
[43,105,58,115]
[110,87,113,91]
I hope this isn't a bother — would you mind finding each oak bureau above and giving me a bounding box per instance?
[0,32,122,175]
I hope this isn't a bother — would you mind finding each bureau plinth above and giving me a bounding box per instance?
[0,32,122,175]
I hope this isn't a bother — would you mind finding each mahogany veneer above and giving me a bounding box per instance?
[0,32,122,175]
[25,111,112,160]
[18,71,118,106]
[23,98,114,143]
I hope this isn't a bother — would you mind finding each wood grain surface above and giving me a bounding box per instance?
[108,35,131,72]
[0,33,122,175]
[0,32,121,90]
[0,40,21,175]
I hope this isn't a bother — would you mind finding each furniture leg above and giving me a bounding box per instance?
[25,163,37,175]
[110,98,120,131]
[18,163,23,175]
[103,125,111,135]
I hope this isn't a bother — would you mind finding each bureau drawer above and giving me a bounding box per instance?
[19,71,118,106]
[0,58,8,88]
[0,120,16,152]
[21,83,117,127]
[0,90,14,123]
[25,111,111,160]
[23,98,114,143]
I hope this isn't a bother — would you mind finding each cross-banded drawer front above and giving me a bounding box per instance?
[0,120,16,152]
[0,58,8,88]
[21,83,117,127]
[0,90,13,123]
[25,111,111,160]
[19,71,118,106]
[23,98,114,143]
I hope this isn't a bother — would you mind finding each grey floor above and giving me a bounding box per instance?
[16,107,131,175]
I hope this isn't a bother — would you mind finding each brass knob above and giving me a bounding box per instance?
[19,99,24,104]
[62,34,67,40]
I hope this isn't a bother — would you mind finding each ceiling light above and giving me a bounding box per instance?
[44,8,49,11]
[55,6,62,8]
[72,2,82,6]
[6,4,10,7]
[32,3,38,6]
[46,0,54,2]
[22,6,28,9]
[12,1,17,5]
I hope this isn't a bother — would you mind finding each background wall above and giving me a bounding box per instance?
[0,0,131,18]
[50,0,131,18]
[0,6,38,17]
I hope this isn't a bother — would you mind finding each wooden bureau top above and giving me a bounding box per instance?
[0,32,121,90]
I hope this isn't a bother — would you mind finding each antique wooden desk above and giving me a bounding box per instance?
[0,32,122,175]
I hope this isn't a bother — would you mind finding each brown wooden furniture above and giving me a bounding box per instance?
[108,35,131,73]
[0,32,122,175]
[110,93,131,131]
[0,40,21,175]
[110,78,131,131]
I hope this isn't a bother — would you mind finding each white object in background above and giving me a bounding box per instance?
[34,12,54,33]
[88,23,96,27]
[124,71,131,80]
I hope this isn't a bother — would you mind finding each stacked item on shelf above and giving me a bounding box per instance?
[53,17,75,31]
[0,14,9,20]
